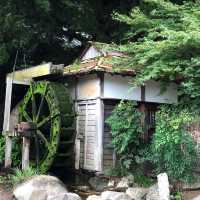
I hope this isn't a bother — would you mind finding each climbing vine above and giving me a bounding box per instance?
[146,105,199,183]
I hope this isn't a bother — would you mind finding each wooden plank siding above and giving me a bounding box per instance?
[77,100,97,170]
[103,100,119,171]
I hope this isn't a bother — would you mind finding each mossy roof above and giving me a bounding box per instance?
[64,42,135,76]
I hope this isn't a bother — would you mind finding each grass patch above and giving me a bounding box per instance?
[10,167,38,186]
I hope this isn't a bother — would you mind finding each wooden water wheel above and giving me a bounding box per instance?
[19,81,75,173]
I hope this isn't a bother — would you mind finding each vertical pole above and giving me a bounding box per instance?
[22,137,30,170]
[3,77,13,168]
[74,78,80,170]
[96,98,104,172]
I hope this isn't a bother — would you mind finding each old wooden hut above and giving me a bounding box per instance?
[3,42,178,173]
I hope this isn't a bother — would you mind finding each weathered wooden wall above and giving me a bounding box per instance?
[76,100,98,170]
[103,101,117,171]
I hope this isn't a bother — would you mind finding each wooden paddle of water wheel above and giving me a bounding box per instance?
[18,81,75,173]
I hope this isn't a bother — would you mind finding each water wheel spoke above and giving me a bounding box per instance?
[37,130,49,148]
[31,84,37,122]
[36,83,48,122]
[37,115,51,128]
[23,110,32,122]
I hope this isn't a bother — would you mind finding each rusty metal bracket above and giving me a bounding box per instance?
[16,122,37,138]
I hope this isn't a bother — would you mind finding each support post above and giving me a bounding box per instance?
[17,122,36,170]
[22,137,30,170]
[74,78,80,170]
[96,98,104,172]
[3,77,13,168]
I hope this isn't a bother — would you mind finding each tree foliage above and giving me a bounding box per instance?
[0,0,138,73]
[0,0,96,72]
[112,0,200,100]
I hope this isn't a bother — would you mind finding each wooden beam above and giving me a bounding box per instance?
[7,63,52,82]
[22,137,30,170]
[74,78,81,170]
[96,98,104,172]
[7,63,64,85]
[141,85,146,102]
[3,77,13,168]
[75,102,80,170]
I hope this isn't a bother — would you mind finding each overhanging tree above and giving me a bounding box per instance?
[0,0,138,73]
[112,0,200,102]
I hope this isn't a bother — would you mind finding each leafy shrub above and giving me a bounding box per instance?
[104,164,129,177]
[0,135,21,167]
[175,192,182,200]
[106,101,144,171]
[0,135,5,164]
[134,173,155,188]
[146,105,199,183]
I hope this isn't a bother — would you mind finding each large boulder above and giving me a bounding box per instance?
[47,192,81,200]
[13,175,81,200]
[146,184,160,200]
[192,195,200,200]
[101,191,132,200]
[89,177,108,192]
[126,187,148,200]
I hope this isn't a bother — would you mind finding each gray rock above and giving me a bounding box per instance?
[183,182,200,190]
[146,184,160,200]
[89,177,108,192]
[101,191,132,200]
[157,173,170,200]
[107,180,115,188]
[47,192,81,200]
[87,195,102,200]
[13,175,68,200]
[192,195,200,200]
[76,185,90,192]
[126,187,148,200]
[116,175,134,189]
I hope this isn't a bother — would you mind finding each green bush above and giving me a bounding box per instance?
[0,135,21,167]
[106,101,144,171]
[134,173,155,188]
[146,105,199,183]
[104,164,129,177]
